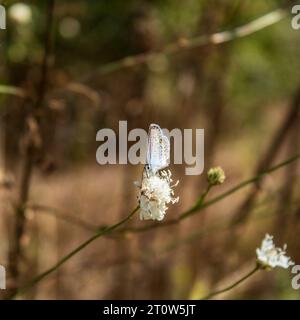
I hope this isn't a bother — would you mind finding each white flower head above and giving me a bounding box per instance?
[136,169,179,221]
[207,166,226,185]
[256,234,294,270]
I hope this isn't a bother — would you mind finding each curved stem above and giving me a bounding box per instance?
[27,203,98,232]
[201,265,260,300]
[121,153,300,233]
[0,9,287,99]
[178,184,212,221]
[9,206,139,299]
[83,8,286,81]
[9,153,300,298]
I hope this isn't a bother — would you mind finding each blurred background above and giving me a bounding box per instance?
[0,0,300,299]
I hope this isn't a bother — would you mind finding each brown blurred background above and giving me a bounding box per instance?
[0,0,300,299]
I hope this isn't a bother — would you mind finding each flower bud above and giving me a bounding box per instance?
[207,166,225,185]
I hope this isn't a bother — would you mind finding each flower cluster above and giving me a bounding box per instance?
[136,170,179,221]
[207,166,226,185]
[256,234,294,270]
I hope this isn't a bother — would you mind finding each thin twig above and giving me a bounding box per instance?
[10,153,300,298]
[6,0,55,297]
[0,7,287,98]
[26,204,98,232]
[28,151,298,236]
[9,206,139,299]
[81,8,286,82]
[98,195,299,272]
[200,265,260,300]
[231,85,300,225]
[153,195,299,258]
[121,153,300,234]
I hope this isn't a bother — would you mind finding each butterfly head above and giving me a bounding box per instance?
[144,164,153,177]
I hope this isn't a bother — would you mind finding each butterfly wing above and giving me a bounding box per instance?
[146,124,161,173]
[160,134,170,169]
[146,124,170,173]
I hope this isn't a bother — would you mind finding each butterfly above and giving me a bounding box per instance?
[144,123,170,177]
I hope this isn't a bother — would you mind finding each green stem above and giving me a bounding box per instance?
[122,153,300,233]
[178,184,212,221]
[180,153,300,220]
[9,206,139,299]
[201,265,260,300]
[10,153,300,298]
[196,184,213,207]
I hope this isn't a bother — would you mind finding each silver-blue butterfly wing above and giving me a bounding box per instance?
[146,124,170,174]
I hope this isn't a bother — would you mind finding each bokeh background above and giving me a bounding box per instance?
[0,0,300,299]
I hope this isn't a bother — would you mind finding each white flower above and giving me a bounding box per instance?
[256,234,294,269]
[136,170,179,221]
